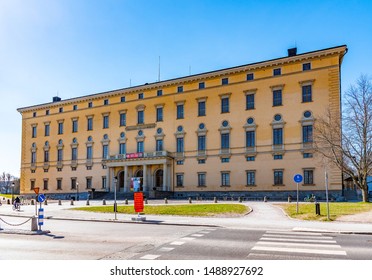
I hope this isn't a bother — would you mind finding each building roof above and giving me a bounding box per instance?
[17,45,347,113]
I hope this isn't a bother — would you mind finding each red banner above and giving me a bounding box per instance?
[134,192,144,213]
[126,153,144,159]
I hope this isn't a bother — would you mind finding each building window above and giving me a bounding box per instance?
[176,137,184,153]
[176,174,184,187]
[221,172,230,186]
[177,104,184,119]
[156,107,163,122]
[46,110,49,115]
[43,179,48,190]
[273,68,281,76]
[119,143,126,155]
[303,153,313,158]
[73,105,77,111]
[246,94,255,110]
[32,126,37,138]
[304,169,314,185]
[198,135,206,151]
[72,147,78,160]
[221,158,230,163]
[274,154,283,160]
[177,86,183,93]
[31,151,36,164]
[104,99,109,105]
[57,179,62,190]
[273,128,283,145]
[102,144,109,159]
[86,146,93,159]
[121,96,126,103]
[221,97,229,113]
[138,93,144,99]
[246,156,255,161]
[303,125,313,143]
[137,110,144,124]
[303,63,311,71]
[59,107,63,113]
[302,85,312,102]
[71,178,77,190]
[30,180,35,190]
[44,150,49,163]
[86,177,92,189]
[198,159,206,164]
[88,102,93,108]
[33,112,37,117]
[87,117,93,131]
[58,122,64,134]
[120,113,126,126]
[157,89,163,96]
[199,82,205,89]
[273,89,282,106]
[156,139,163,152]
[137,141,144,153]
[103,115,109,129]
[198,173,206,187]
[72,120,78,133]
[198,101,206,116]
[102,177,107,189]
[176,160,184,165]
[44,124,50,136]
[247,73,254,81]
[246,171,255,186]
[57,149,63,162]
[274,170,283,185]
[246,131,255,148]
[222,78,229,85]
[221,133,230,149]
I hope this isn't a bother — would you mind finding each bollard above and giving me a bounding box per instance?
[239,197,243,203]
[315,202,320,215]
[86,199,90,206]
[31,216,38,231]
[288,196,292,203]
[188,197,192,204]
[103,199,106,205]
[164,198,168,204]
[145,198,148,204]
[70,199,74,206]
[44,199,48,206]
[264,196,267,202]
[58,200,62,206]
[31,199,34,205]
[214,197,218,203]
[125,199,128,205]
[7,199,10,205]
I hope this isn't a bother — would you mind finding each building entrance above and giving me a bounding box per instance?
[154,169,163,190]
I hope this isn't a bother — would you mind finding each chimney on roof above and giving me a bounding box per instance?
[288,47,297,57]
[52,96,62,102]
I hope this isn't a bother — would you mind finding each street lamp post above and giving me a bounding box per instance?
[11,182,15,204]
[76,182,79,201]
[114,177,118,220]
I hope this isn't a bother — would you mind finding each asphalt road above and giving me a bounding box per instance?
[1,218,372,260]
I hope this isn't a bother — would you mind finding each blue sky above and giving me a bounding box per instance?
[1,0,372,176]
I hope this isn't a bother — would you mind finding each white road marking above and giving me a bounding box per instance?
[260,237,336,243]
[265,231,323,236]
[191,234,204,237]
[181,237,195,241]
[158,247,175,252]
[263,234,333,239]
[140,254,160,260]
[170,241,185,246]
[251,246,347,256]
[256,241,341,249]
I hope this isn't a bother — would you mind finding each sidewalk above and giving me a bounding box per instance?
[1,199,372,235]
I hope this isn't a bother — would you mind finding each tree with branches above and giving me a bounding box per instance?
[314,75,372,202]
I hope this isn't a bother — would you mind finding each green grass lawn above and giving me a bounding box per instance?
[277,202,372,221]
[0,194,12,199]
[72,203,250,217]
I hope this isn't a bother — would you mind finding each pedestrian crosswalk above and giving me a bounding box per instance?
[248,230,347,259]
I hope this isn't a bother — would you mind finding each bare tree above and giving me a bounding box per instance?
[0,172,15,194]
[314,75,372,202]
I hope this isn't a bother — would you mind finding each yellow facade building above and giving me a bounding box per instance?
[17,45,347,200]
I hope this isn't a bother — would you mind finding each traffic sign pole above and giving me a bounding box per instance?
[296,182,299,214]
[293,174,303,214]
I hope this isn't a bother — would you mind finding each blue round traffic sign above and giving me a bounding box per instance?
[37,194,46,203]
[293,174,303,183]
